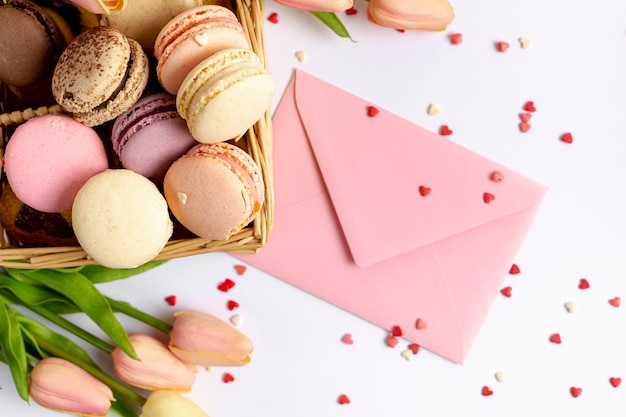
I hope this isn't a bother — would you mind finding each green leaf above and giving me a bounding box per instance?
[16,269,138,360]
[110,393,141,417]
[0,303,29,401]
[76,260,167,284]
[0,273,73,306]
[310,11,354,40]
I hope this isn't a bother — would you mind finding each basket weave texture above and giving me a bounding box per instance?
[0,0,274,269]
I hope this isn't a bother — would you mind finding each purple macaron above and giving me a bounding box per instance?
[111,93,197,182]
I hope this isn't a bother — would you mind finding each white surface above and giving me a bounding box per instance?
[4,0,626,415]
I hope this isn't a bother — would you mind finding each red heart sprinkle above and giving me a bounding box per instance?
[440,125,453,136]
[391,325,403,337]
[415,318,428,329]
[449,33,463,45]
[345,7,357,15]
[570,387,582,398]
[367,105,379,117]
[560,132,573,144]
[396,29,405,33]
[386,335,399,348]
[227,300,240,310]
[500,286,512,297]
[490,171,504,182]
[419,185,432,196]
[509,264,521,274]
[218,278,236,292]
[579,278,590,289]
[519,122,531,133]
[609,297,621,307]
[519,113,532,123]
[481,386,494,396]
[341,333,354,344]
[338,394,351,405]
[495,41,509,52]
[164,295,177,306]
[549,333,562,344]
[408,343,420,354]
[234,264,247,275]
[267,12,278,24]
[523,101,536,112]
[223,373,235,383]
[483,192,495,203]
[610,377,622,388]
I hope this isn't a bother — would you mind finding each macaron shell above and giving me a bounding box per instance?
[72,169,173,269]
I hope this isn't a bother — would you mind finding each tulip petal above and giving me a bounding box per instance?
[274,0,352,13]
[141,391,210,417]
[368,0,455,31]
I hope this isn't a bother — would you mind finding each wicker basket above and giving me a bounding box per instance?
[0,0,274,269]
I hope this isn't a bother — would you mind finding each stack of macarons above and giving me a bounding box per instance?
[0,1,272,268]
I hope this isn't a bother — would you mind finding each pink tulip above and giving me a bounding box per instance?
[273,0,353,13]
[368,0,455,31]
[140,391,210,417]
[111,334,197,391]
[168,311,253,367]
[29,357,114,417]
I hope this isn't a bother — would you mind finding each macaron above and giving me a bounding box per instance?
[163,142,265,241]
[72,169,173,269]
[111,93,197,182]
[154,5,250,95]
[176,48,274,143]
[52,26,149,127]
[2,114,109,213]
[0,0,65,86]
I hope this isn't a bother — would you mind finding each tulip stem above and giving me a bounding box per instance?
[107,297,173,334]
[34,335,147,407]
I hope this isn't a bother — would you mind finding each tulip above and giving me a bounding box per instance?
[168,311,253,367]
[29,357,114,417]
[141,391,210,417]
[111,333,197,391]
[368,0,455,31]
[273,0,353,13]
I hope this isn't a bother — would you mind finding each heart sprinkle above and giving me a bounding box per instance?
[391,325,403,337]
[427,103,441,115]
[341,333,354,345]
[570,387,582,398]
[481,386,494,396]
[519,112,532,123]
[229,314,242,326]
[367,106,379,117]
[610,377,622,388]
[294,50,307,63]
[519,122,531,133]
[523,101,536,112]
[509,263,521,274]
[408,343,420,354]
[490,171,505,182]
[217,278,236,292]
[227,300,240,311]
[234,264,247,275]
[500,286,512,297]
[495,372,506,383]
[549,333,562,344]
[345,7,357,15]
[440,125,453,136]
[419,185,432,197]
[560,132,574,144]
[519,37,531,49]
[267,12,278,23]
[223,373,235,383]
[194,33,209,46]
[338,394,351,405]
[164,295,177,306]
[579,278,590,289]
[449,33,463,45]
[386,335,399,348]
[483,192,495,204]
[495,41,510,52]
[401,349,414,361]
[609,297,621,307]
[564,301,576,313]
[415,318,428,329]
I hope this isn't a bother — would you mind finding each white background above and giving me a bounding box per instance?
[3,0,626,415]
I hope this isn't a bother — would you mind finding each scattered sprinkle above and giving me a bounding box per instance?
[570,387,582,398]
[564,301,576,313]
[338,394,351,405]
[396,29,405,33]
[295,50,307,63]
[609,297,621,307]
[440,125,453,136]
[408,343,420,354]
[223,373,235,383]
[227,300,240,311]
[218,278,236,292]
[519,37,531,49]
[481,386,494,396]
[345,7,357,15]
[230,314,242,326]
[194,33,209,46]
[177,192,188,205]
[509,263,521,274]
[500,286,512,297]
[610,377,622,388]
[391,325,403,337]
[519,112,532,123]
[341,333,354,344]
[549,333,562,344]
[449,33,463,45]
[415,318,428,329]
[164,295,177,306]
[267,12,278,24]
[523,101,536,112]
[495,372,506,383]
[490,171,504,182]
[427,103,441,115]
[560,132,574,144]
[495,41,510,52]
[401,349,414,361]
[483,192,495,204]
[386,335,399,348]
[579,278,590,290]
[419,185,432,197]
[367,105,380,117]
[519,122,531,133]
[234,264,247,275]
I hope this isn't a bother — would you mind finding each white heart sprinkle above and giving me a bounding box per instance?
[495,371,506,382]
[519,37,531,49]
[427,103,441,115]
[401,349,414,361]
[295,50,307,63]
[177,192,188,205]
[564,301,576,313]
[194,33,209,46]
[230,314,242,326]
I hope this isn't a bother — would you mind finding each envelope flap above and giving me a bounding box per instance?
[293,70,547,267]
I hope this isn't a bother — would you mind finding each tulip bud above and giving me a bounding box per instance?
[368,0,455,31]
[168,311,253,367]
[29,357,114,417]
[141,391,210,417]
[273,0,353,13]
[111,333,197,391]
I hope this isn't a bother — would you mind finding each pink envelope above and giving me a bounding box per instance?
[236,69,547,363]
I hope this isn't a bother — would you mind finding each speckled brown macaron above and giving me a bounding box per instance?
[52,26,149,127]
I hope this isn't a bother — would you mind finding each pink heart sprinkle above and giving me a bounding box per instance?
[570,387,582,398]
[561,132,573,144]
[549,333,562,344]
[490,171,504,182]
[386,335,399,348]
[408,343,420,354]
[341,333,354,345]
[609,297,621,307]
[519,113,532,123]
[234,264,247,275]
[610,377,622,388]
[496,41,510,52]
[519,122,531,133]
[449,33,463,45]
[415,318,428,330]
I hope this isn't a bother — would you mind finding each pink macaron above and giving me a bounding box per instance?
[3,113,109,213]
[111,93,197,183]
[163,142,264,241]
[154,5,250,95]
